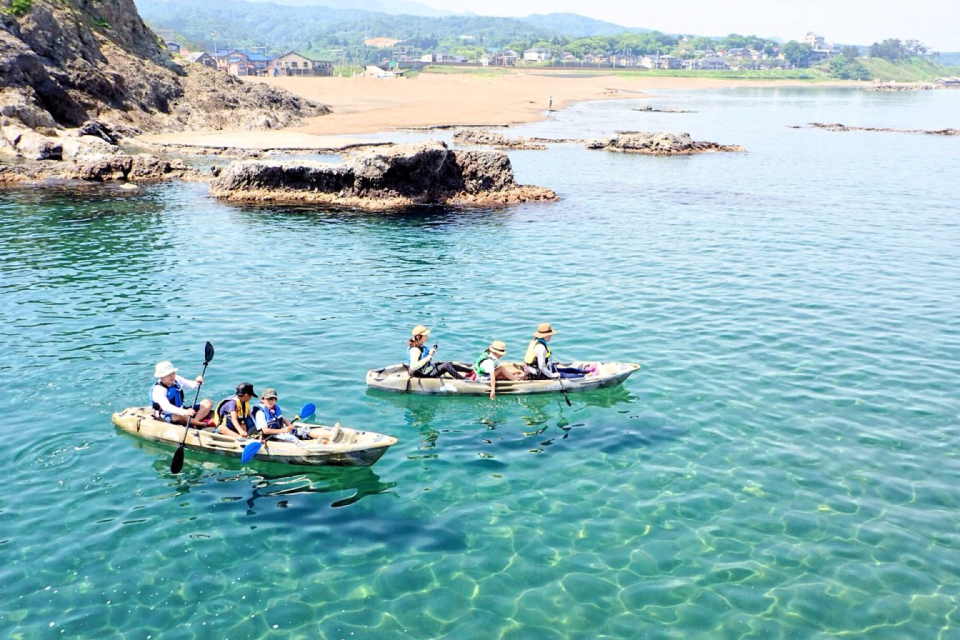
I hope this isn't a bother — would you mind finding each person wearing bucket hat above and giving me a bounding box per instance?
[407,325,468,380]
[524,323,561,381]
[150,360,213,425]
[473,340,523,399]
[213,382,258,438]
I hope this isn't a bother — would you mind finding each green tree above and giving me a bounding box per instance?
[781,40,813,67]
[841,45,860,60]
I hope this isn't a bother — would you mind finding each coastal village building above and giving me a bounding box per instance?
[165,41,181,54]
[523,47,552,62]
[224,50,251,76]
[640,54,681,70]
[187,52,217,69]
[494,50,519,66]
[802,32,842,63]
[270,52,334,76]
[682,55,728,70]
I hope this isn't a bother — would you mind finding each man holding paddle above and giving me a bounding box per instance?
[151,361,213,425]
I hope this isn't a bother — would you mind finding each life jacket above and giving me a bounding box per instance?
[473,350,497,377]
[251,403,283,432]
[409,343,439,376]
[215,395,252,427]
[151,380,184,421]
[524,338,551,369]
[409,343,429,369]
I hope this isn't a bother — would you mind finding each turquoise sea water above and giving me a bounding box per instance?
[2,87,960,639]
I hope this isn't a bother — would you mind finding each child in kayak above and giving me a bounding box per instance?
[251,388,339,444]
[474,340,524,399]
[214,382,257,438]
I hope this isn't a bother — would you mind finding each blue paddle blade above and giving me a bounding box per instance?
[241,440,262,464]
[299,403,317,421]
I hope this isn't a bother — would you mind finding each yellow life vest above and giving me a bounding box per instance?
[215,395,252,427]
[524,338,551,366]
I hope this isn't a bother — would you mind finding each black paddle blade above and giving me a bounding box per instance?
[564,394,572,407]
[171,443,185,474]
[204,341,215,364]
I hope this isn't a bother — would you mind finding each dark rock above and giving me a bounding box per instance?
[78,120,118,145]
[586,132,746,155]
[210,140,558,209]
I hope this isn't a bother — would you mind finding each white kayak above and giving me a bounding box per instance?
[112,407,397,467]
[366,361,640,395]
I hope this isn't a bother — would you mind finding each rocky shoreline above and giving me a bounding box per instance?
[209,141,559,209]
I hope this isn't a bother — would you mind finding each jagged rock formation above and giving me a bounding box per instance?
[453,130,547,150]
[0,0,328,137]
[210,140,559,209]
[586,132,746,155]
[808,122,959,136]
[452,129,579,150]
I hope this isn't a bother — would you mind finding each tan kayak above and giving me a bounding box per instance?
[112,407,397,467]
[366,361,640,395]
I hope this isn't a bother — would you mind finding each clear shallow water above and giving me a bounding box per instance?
[2,87,960,639]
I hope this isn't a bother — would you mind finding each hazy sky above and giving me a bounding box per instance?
[418,0,959,51]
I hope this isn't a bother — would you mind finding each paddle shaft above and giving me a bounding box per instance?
[171,341,214,474]
[182,363,208,435]
[554,364,572,406]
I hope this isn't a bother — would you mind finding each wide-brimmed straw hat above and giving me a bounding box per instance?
[489,340,506,355]
[533,322,557,338]
[411,325,431,338]
[153,361,178,378]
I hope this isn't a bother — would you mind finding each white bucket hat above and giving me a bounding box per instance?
[153,361,178,378]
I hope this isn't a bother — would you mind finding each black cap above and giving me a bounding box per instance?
[236,382,258,398]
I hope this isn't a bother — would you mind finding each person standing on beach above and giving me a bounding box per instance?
[548,96,553,110]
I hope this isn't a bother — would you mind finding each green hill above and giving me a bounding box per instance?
[859,56,951,82]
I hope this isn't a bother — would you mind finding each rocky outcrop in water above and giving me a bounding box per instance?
[586,132,745,155]
[634,106,696,113]
[865,83,941,92]
[452,129,579,150]
[808,123,959,136]
[0,0,328,137]
[453,130,547,150]
[209,141,559,209]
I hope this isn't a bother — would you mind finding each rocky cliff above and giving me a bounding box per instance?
[209,141,559,209]
[0,0,328,134]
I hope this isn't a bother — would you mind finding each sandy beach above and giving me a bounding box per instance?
[140,71,836,149]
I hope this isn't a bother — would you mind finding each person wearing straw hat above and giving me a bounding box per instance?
[524,323,561,381]
[150,360,213,425]
[408,325,467,380]
[473,340,523,400]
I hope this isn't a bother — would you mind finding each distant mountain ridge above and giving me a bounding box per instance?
[190,0,454,17]
[518,12,651,37]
